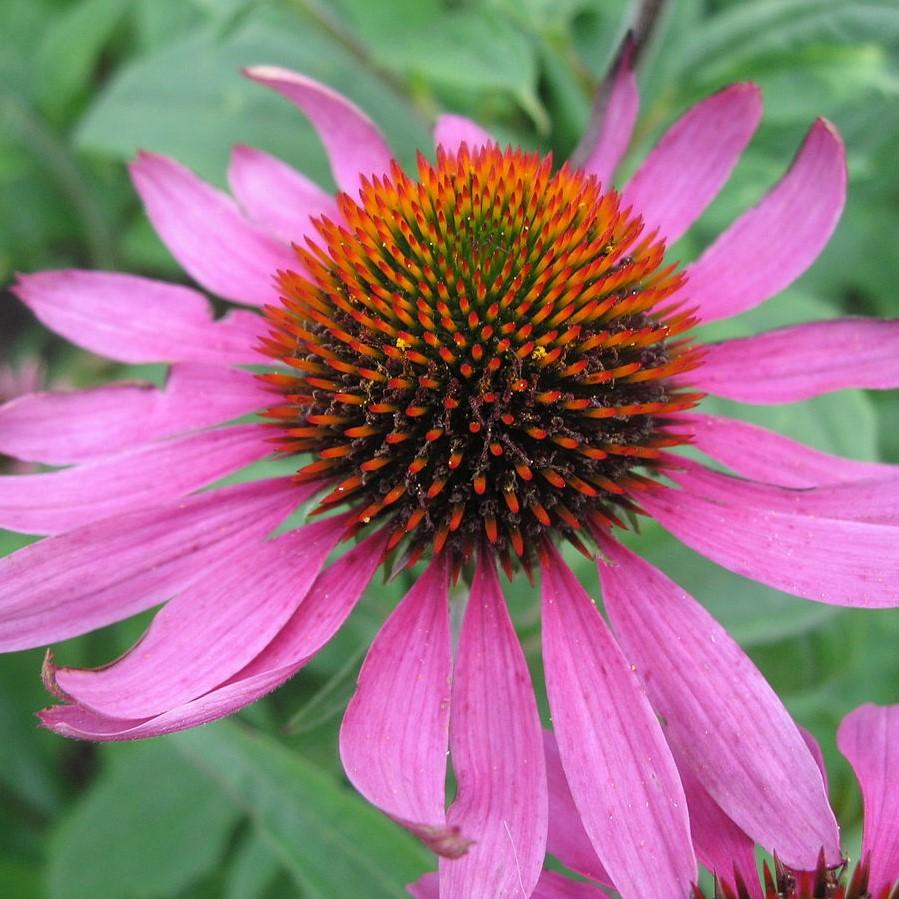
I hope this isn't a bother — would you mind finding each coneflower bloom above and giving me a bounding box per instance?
[1,52,898,898]
[466,705,896,899]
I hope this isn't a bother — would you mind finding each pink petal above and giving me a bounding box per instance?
[639,485,899,608]
[406,871,607,899]
[675,414,897,488]
[339,556,462,854]
[0,358,43,399]
[129,152,296,306]
[0,424,270,535]
[621,83,762,245]
[691,317,899,403]
[0,478,300,651]
[237,528,389,677]
[409,868,608,899]
[666,459,899,525]
[227,145,340,244]
[838,704,899,893]
[433,115,495,153]
[40,528,387,740]
[540,546,696,899]
[439,555,546,898]
[243,66,392,196]
[799,727,829,794]
[532,870,608,898]
[13,270,263,365]
[52,514,348,719]
[675,759,762,899]
[596,534,839,869]
[580,39,639,187]
[406,873,438,899]
[543,731,613,887]
[676,119,846,323]
[0,364,266,465]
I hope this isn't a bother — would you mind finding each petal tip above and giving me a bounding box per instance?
[41,648,66,699]
[811,117,847,170]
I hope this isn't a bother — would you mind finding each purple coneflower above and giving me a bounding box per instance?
[1,52,897,899]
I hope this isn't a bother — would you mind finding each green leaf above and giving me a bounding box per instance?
[284,639,367,734]
[35,0,132,125]
[327,0,443,43]
[0,857,42,899]
[677,0,899,80]
[76,6,430,188]
[0,652,62,818]
[224,829,282,899]
[46,742,241,899]
[171,721,430,899]
[372,8,548,132]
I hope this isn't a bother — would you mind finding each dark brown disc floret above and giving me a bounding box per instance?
[259,144,703,573]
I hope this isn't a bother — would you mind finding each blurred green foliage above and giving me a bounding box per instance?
[1,0,898,894]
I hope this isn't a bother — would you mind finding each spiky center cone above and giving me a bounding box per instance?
[694,853,899,899]
[260,144,703,572]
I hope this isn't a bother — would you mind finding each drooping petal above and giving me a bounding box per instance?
[543,731,613,887]
[540,546,696,899]
[40,528,387,740]
[243,66,392,196]
[0,478,300,652]
[237,528,389,677]
[639,485,899,608]
[433,115,495,153]
[408,868,608,899]
[837,704,899,894]
[227,145,340,244]
[675,414,897,487]
[799,727,829,794]
[596,534,839,869]
[0,424,271,535]
[0,364,266,465]
[620,83,762,245]
[13,270,263,365]
[129,152,296,306]
[406,872,438,899]
[340,556,463,855]
[439,554,546,899]
[0,358,42,398]
[51,514,348,719]
[665,459,899,525]
[691,318,899,403]
[675,119,846,323]
[579,38,639,187]
[674,759,762,899]
[532,871,609,898]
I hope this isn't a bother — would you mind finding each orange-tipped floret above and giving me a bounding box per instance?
[259,143,703,571]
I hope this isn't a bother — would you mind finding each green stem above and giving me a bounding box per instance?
[2,87,116,271]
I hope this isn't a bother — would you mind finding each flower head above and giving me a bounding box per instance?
[0,49,897,899]
[262,143,700,572]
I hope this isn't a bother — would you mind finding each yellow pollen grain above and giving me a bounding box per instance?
[531,345,547,361]
[395,337,409,351]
